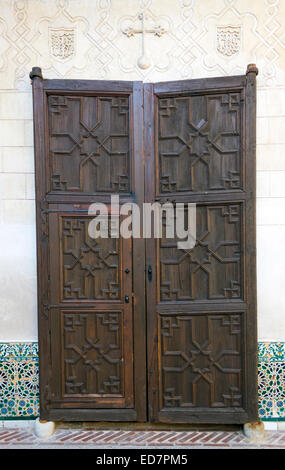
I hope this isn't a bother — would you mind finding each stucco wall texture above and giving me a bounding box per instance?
[0,0,284,341]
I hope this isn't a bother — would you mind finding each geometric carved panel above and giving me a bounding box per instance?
[158,93,242,193]
[160,204,241,301]
[62,312,122,396]
[159,314,242,408]
[48,95,130,193]
[61,217,120,301]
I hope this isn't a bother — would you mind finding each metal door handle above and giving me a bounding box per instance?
[148,265,152,282]
[125,295,130,303]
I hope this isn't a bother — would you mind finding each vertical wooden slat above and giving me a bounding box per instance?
[244,64,258,421]
[132,81,147,421]
[30,67,50,418]
[144,83,158,422]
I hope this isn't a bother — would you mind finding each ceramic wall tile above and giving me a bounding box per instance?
[0,342,39,418]
[258,342,285,420]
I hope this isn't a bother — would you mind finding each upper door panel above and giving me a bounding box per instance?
[41,79,136,198]
[154,75,246,196]
[48,95,130,194]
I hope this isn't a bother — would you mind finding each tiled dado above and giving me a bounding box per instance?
[0,342,284,420]
[258,342,285,420]
[0,343,39,419]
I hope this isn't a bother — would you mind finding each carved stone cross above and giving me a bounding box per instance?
[122,13,166,69]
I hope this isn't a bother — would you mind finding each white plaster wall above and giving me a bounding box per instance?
[0,0,284,341]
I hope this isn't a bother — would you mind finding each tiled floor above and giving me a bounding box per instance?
[0,427,285,448]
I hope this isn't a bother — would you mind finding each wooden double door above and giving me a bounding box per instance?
[31,65,258,423]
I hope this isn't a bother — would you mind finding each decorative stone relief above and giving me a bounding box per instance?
[216,25,241,57]
[198,0,285,85]
[0,0,284,89]
[118,8,171,76]
[36,3,96,80]
[49,28,75,61]
[121,12,166,69]
[198,3,255,76]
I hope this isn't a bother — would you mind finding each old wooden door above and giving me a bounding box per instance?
[145,67,258,423]
[31,65,257,423]
[31,69,146,421]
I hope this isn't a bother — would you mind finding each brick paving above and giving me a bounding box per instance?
[0,427,284,448]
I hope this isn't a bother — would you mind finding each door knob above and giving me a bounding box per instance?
[125,295,130,303]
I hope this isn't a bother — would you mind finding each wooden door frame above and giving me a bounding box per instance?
[144,65,258,424]
[30,68,146,421]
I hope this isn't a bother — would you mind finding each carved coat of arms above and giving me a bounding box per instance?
[216,25,241,57]
[50,28,75,61]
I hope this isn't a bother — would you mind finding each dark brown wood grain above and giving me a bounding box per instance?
[31,66,257,424]
[31,70,146,421]
[145,69,258,424]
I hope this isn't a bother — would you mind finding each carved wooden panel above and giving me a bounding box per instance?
[61,217,120,301]
[159,313,242,409]
[158,93,242,193]
[32,76,145,421]
[32,70,256,423]
[48,95,130,193]
[62,311,123,396]
[160,204,241,301]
